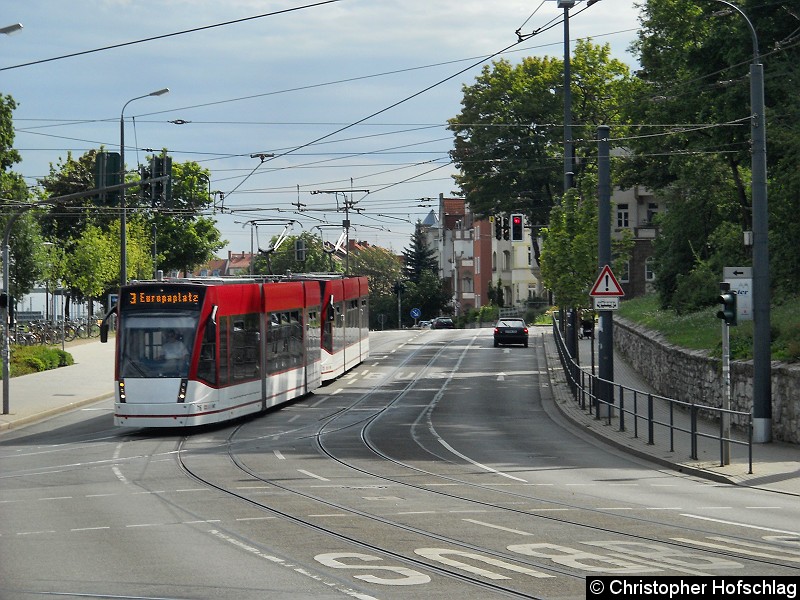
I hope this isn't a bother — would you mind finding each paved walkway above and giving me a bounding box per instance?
[1,335,798,497]
[539,326,800,496]
[0,340,115,431]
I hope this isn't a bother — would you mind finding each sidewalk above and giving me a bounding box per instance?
[0,340,115,431]
[1,336,798,497]
[540,327,800,496]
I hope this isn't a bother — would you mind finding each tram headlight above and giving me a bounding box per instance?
[118,380,126,402]
[177,379,188,403]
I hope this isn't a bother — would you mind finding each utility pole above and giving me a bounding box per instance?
[310,187,368,274]
[597,125,614,410]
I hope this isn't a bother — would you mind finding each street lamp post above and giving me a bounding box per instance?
[557,0,575,192]
[0,23,23,35]
[711,0,770,443]
[119,88,169,287]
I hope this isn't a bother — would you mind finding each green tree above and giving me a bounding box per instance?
[5,212,45,301]
[449,40,635,264]
[150,159,225,275]
[350,244,402,296]
[539,189,598,310]
[252,232,337,275]
[403,270,451,325]
[0,94,25,200]
[623,0,800,300]
[1,95,40,303]
[401,223,437,283]
[65,223,118,315]
[349,244,403,329]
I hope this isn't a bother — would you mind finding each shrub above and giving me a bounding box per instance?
[6,345,75,378]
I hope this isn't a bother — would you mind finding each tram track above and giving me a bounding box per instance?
[177,332,567,597]
[310,331,800,574]
[173,330,797,596]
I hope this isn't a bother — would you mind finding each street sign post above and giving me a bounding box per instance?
[590,264,625,298]
[590,265,624,311]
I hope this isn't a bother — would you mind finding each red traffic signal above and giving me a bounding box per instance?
[510,214,523,241]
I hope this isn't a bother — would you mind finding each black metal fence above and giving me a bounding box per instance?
[552,320,752,473]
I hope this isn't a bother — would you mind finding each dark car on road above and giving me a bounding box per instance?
[431,317,454,329]
[493,318,528,347]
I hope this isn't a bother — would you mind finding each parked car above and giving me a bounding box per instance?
[431,317,454,329]
[493,318,528,347]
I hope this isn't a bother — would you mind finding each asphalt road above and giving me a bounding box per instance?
[1,329,798,599]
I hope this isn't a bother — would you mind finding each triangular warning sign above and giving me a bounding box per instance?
[590,265,625,297]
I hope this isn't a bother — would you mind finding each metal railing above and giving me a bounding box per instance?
[552,320,752,473]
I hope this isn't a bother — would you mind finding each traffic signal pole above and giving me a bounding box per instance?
[717,282,737,464]
[721,316,731,465]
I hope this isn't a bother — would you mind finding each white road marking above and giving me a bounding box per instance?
[464,519,533,536]
[112,443,128,484]
[437,438,528,482]
[681,513,800,535]
[298,469,330,481]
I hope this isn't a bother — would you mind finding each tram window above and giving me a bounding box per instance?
[307,309,321,356]
[119,313,197,379]
[267,310,303,372]
[231,313,260,382]
[218,317,230,385]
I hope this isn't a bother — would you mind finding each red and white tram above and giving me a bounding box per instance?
[101,275,369,428]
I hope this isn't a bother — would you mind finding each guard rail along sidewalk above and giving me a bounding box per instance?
[552,319,753,473]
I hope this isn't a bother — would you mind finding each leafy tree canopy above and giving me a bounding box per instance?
[622,0,800,303]
[448,40,636,264]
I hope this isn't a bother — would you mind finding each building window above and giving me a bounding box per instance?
[645,257,656,281]
[503,250,511,271]
[616,203,629,228]
[647,202,659,224]
[462,277,473,293]
[492,251,497,272]
[619,260,630,283]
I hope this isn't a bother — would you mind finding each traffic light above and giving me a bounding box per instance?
[717,284,737,326]
[294,238,306,262]
[150,155,173,207]
[139,162,153,204]
[511,214,523,241]
[502,217,509,240]
[494,216,502,240]
[93,151,121,205]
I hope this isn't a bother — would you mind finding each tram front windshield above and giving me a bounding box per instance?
[119,311,198,378]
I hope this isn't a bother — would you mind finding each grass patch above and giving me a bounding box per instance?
[618,293,800,362]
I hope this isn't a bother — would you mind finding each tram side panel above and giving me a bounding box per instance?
[359,276,370,361]
[262,281,318,408]
[303,281,323,392]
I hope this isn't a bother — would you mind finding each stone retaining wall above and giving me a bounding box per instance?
[613,317,799,444]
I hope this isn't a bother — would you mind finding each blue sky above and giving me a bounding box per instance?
[2,0,642,256]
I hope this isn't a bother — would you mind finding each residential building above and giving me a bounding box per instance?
[419,186,662,317]
[612,185,660,298]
